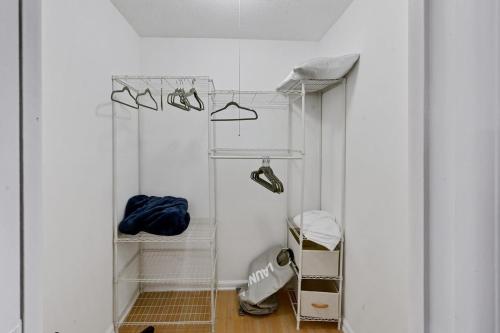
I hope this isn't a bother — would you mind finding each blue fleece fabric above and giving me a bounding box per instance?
[118,195,190,236]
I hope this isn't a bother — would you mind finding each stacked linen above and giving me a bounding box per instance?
[292,210,342,251]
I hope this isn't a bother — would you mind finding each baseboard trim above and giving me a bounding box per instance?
[342,318,355,333]
[105,324,115,333]
[8,321,22,333]
[217,280,247,290]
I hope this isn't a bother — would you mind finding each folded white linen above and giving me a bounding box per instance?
[292,210,342,251]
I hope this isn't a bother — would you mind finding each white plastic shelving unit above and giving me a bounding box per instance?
[111,76,217,333]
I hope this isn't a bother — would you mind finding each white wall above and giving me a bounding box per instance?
[140,38,317,90]
[40,2,414,331]
[139,38,320,283]
[427,1,500,332]
[317,0,410,332]
[321,84,347,221]
[23,0,43,331]
[0,0,21,332]
[41,0,140,332]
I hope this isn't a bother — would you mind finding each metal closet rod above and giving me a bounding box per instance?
[112,78,214,96]
[112,75,210,79]
[210,155,303,160]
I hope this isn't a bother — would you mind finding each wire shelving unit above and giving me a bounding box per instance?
[283,79,346,330]
[210,80,346,330]
[111,76,217,333]
[208,89,304,160]
[115,219,215,243]
[111,76,347,332]
[278,78,343,94]
[118,249,214,284]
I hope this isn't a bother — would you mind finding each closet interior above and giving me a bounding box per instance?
[111,72,350,332]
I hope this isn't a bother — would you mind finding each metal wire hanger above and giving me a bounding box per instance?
[136,88,158,111]
[111,86,139,109]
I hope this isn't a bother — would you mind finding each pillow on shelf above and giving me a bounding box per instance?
[276,54,359,92]
[293,54,360,80]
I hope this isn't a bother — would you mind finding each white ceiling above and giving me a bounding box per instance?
[111,0,353,41]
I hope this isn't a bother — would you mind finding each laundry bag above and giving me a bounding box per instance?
[238,245,294,314]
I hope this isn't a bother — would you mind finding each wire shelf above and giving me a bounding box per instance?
[119,249,215,283]
[120,291,212,327]
[209,148,303,160]
[112,74,217,332]
[115,220,215,243]
[210,90,299,110]
[112,76,215,96]
[278,79,343,94]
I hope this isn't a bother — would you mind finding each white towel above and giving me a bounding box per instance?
[293,210,342,251]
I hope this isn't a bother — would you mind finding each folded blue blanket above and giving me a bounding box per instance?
[119,195,190,236]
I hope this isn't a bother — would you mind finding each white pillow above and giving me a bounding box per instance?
[276,71,301,91]
[293,54,360,80]
[276,54,360,91]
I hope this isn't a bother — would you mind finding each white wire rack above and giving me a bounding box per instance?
[119,249,214,284]
[208,89,305,161]
[278,79,342,94]
[112,77,346,332]
[279,80,346,331]
[112,76,217,333]
[115,220,215,243]
[113,75,215,96]
[120,290,212,326]
[209,148,304,160]
[209,90,300,111]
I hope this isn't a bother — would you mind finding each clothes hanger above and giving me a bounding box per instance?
[259,158,284,193]
[167,88,188,110]
[266,167,284,193]
[183,79,204,111]
[136,88,159,111]
[210,101,258,121]
[263,166,284,193]
[251,159,284,193]
[111,86,139,109]
[251,169,276,192]
[184,88,204,111]
[167,88,191,111]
